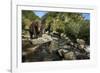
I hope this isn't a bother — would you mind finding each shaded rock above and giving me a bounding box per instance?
[42,34,52,41]
[51,31,60,38]
[58,49,63,57]
[76,54,90,59]
[75,46,90,60]
[49,41,59,53]
[52,37,59,41]
[22,45,40,59]
[78,44,85,50]
[76,39,87,51]
[63,51,76,60]
[63,45,70,49]
[60,33,66,38]
[65,37,69,40]
[76,39,85,45]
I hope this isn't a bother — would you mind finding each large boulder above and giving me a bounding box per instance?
[31,34,52,45]
[58,49,76,60]
[76,39,86,50]
[76,39,85,45]
[63,51,76,60]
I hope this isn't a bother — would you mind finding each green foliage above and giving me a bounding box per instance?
[22,10,40,35]
[42,12,90,43]
[78,20,90,44]
[22,10,90,44]
[22,10,40,21]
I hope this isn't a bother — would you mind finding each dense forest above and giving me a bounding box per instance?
[22,10,90,62]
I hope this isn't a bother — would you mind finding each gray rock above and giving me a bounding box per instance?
[63,51,76,60]
[31,34,52,45]
[78,44,85,50]
[76,39,85,45]
[63,45,69,49]
[58,49,69,57]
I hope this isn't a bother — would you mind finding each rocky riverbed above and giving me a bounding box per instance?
[22,33,90,62]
